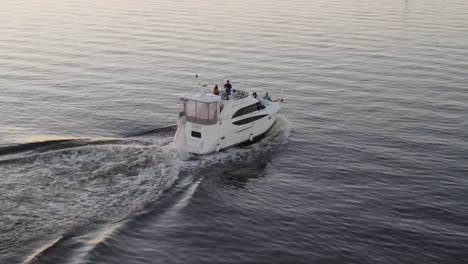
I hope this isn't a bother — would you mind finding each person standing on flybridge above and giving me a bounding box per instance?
[224,80,232,100]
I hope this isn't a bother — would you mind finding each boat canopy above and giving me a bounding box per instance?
[180,94,221,103]
[179,95,219,125]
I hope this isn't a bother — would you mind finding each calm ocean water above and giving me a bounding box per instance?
[1,0,468,263]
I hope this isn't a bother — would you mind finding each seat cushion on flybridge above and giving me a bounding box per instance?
[220,90,249,100]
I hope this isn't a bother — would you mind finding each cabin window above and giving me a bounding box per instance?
[196,101,209,119]
[186,100,196,117]
[232,115,268,125]
[184,100,218,125]
[208,102,217,120]
[232,102,265,118]
[191,131,202,138]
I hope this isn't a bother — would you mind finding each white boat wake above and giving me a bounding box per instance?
[0,116,290,263]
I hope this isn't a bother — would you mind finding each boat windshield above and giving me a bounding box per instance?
[181,100,218,125]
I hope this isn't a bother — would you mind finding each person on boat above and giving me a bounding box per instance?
[263,92,271,101]
[224,80,232,94]
[213,85,220,95]
[252,92,258,99]
[231,89,239,98]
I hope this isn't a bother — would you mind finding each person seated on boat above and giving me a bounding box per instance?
[213,85,220,95]
[231,89,239,98]
[263,92,271,101]
[252,92,258,99]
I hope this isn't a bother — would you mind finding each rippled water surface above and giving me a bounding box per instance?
[1,0,468,263]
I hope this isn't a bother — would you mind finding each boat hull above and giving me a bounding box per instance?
[174,101,281,155]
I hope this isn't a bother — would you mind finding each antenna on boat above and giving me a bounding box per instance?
[192,74,198,94]
[193,74,210,94]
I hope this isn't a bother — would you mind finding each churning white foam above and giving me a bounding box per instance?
[1,141,182,262]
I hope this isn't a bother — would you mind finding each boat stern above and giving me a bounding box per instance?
[174,94,221,155]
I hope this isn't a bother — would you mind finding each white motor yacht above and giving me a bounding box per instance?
[174,89,282,155]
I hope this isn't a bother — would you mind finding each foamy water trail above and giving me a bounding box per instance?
[1,139,182,261]
[5,116,290,263]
